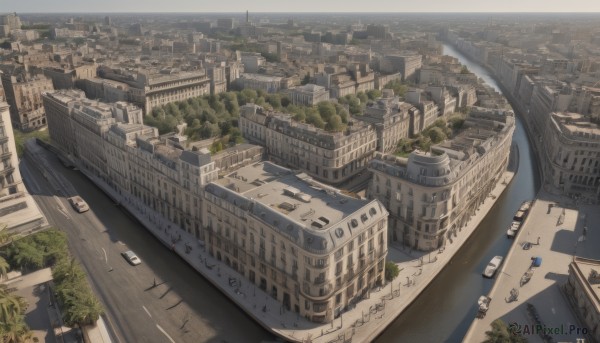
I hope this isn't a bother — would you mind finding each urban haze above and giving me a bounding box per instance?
[0,6,598,343]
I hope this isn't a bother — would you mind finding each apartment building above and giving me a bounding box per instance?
[564,257,600,343]
[236,73,283,94]
[239,104,377,185]
[94,66,210,114]
[1,72,54,130]
[42,90,218,237]
[542,112,600,202]
[380,54,422,81]
[0,99,45,231]
[359,90,412,153]
[368,107,515,250]
[202,162,388,322]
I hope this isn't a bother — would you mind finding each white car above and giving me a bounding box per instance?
[121,251,141,266]
[68,196,89,213]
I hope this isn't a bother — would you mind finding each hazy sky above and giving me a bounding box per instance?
[5,0,600,13]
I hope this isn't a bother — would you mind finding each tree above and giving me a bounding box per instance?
[0,285,30,343]
[460,65,470,74]
[317,101,336,121]
[301,74,311,85]
[427,127,447,144]
[356,92,368,104]
[385,262,400,282]
[384,80,408,97]
[0,257,8,280]
[280,95,291,108]
[61,290,103,327]
[292,111,306,122]
[483,319,527,343]
[325,115,344,132]
[366,89,382,100]
[305,109,325,129]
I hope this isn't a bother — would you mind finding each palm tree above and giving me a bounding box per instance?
[0,256,10,280]
[483,319,527,343]
[0,285,31,343]
[1,317,32,343]
[62,290,103,327]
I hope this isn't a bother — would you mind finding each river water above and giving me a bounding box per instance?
[374,44,541,343]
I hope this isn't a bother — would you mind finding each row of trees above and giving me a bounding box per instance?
[395,114,466,156]
[143,85,411,149]
[0,229,103,340]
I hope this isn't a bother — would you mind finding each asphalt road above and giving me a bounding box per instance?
[20,144,273,343]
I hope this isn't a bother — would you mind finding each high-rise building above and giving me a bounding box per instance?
[203,161,388,323]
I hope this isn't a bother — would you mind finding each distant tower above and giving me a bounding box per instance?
[246,10,249,23]
[105,16,111,26]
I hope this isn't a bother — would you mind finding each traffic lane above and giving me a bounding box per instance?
[23,157,177,343]
[40,151,272,342]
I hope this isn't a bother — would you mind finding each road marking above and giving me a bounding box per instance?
[54,196,70,219]
[102,248,108,263]
[156,324,175,343]
[142,306,152,318]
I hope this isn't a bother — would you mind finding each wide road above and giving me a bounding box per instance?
[20,144,273,343]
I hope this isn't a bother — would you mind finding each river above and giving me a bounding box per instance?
[374,43,541,343]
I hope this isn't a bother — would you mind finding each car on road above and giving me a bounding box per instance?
[121,251,141,265]
[68,196,89,213]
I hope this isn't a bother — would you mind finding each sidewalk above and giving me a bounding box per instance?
[79,161,515,342]
[463,190,594,343]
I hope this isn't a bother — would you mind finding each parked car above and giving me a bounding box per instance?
[121,251,141,265]
[68,196,89,213]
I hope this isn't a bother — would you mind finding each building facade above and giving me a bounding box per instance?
[239,104,378,185]
[542,112,600,202]
[0,99,45,231]
[203,162,388,323]
[368,107,515,250]
[95,66,210,114]
[564,257,600,343]
[288,84,330,106]
[42,90,218,237]
[1,72,54,130]
[359,90,412,153]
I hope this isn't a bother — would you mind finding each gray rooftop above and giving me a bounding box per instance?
[205,162,387,255]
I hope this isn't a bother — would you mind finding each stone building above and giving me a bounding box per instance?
[211,143,263,176]
[95,66,210,114]
[239,104,377,185]
[288,84,330,106]
[203,162,388,323]
[380,54,422,81]
[358,90,412,153]
[564,257,600,342]
[0,99,45,231]
[42,90,218,237]
[236,73,283,94]
[368,107,515,250]
[1,71,54,130]
[542,112,600,202]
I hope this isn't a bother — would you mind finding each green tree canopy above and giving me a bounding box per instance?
[325,114,344,132]
[317,101,336,121]
[385,262,400,282]
[367,89,382,100]
[483,319,527,343]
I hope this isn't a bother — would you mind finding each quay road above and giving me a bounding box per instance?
[375,44,541,342]
[20,141,273,343]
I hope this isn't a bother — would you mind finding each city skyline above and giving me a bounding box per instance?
[4,0,600,13]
